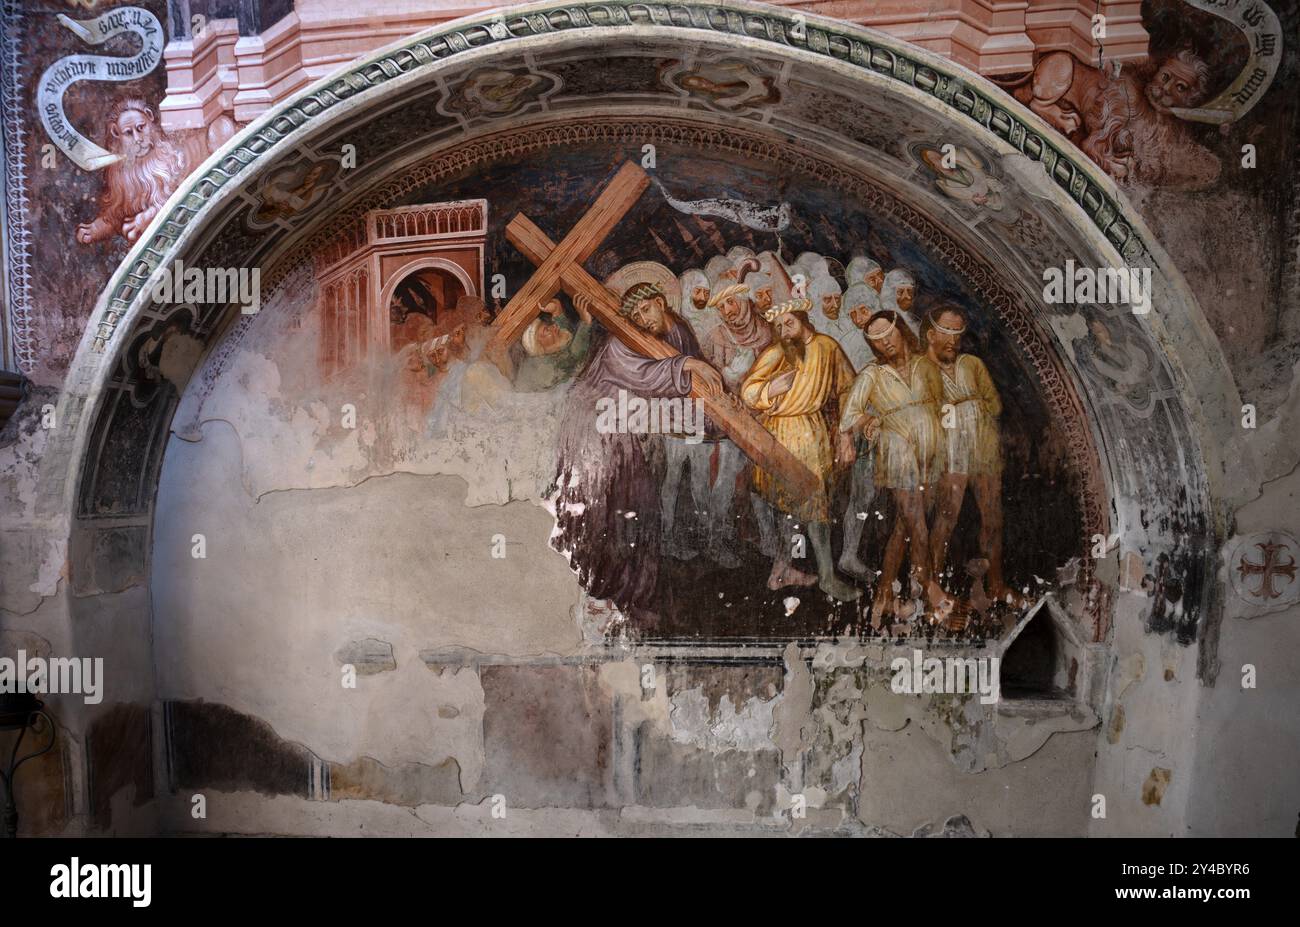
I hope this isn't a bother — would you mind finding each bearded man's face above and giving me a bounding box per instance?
[776,314,806,343]
[927,312,963,364]
[535,320,571,353]
[691,286,710,310]
[1146,59,1204,112]
[628,295,669,335]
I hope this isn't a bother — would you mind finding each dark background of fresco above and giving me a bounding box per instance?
[396,142,1085,641]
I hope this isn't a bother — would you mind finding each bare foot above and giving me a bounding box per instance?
[783,565,818,587]
[838,554,871,579]
[943,603,971,634]
[820,574,862,603]
[871,593,893,630]
[925,580,954,615]
[894,596,917,626]
[768,563,816,590]
[930,592,955,625]
[965,559,991,614]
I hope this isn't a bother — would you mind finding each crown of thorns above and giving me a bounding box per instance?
[619,283,665,316]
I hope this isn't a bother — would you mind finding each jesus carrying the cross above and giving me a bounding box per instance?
[551,282,723,610]
[486,160,825,616]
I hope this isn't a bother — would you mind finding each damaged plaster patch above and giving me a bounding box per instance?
[1107,704,1125,744]
[771,642,815,771]
[668,686,777,753]
[173,278,564,508]
[29,537,67,598]
[0,389,66,614]
[0,628,52,660]
[798,668,872,803]
[1231,358,1300,506]
[0,386,54,523]
[1142,767,1173,806]
[335,638,397,675]
[1114,652,1146,700]
[328,754,462,806]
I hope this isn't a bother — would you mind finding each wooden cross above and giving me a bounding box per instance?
[485,160,822,499]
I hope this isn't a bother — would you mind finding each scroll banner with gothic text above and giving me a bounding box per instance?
[1175,0,1282,125]
[37,7,164,170]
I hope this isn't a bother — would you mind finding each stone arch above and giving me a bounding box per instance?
[378,257,478,313]
[47,0,1238,670]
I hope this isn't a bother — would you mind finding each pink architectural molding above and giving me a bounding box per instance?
[159,0,1150,137]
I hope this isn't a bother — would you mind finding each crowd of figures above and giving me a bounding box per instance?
[511,246,1019,631]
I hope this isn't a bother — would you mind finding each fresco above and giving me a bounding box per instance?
[1,0,1298,843]
[196,144,1088,644]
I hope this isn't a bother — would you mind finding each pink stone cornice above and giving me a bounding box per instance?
[159,0,1149,136]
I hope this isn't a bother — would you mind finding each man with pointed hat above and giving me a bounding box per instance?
[846,255,885,294]
[699,281,778,560]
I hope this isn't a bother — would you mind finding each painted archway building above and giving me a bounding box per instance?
[0,0,1296,837]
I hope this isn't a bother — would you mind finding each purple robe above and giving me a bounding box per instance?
[551,317,702,610]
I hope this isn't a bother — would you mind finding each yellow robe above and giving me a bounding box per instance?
[938,353,1002,476]
[839,355,943,490]
[741,333,855,522]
